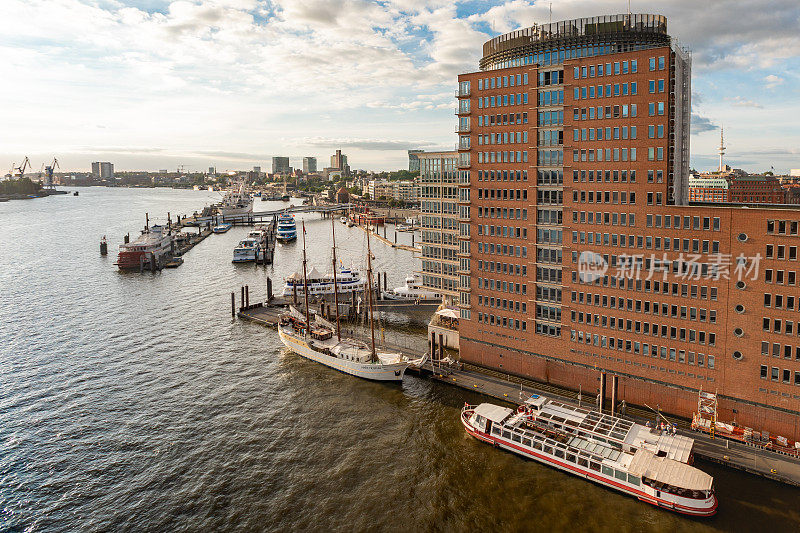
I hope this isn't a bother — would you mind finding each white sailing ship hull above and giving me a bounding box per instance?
[220,203,253,216]
[278,327,407,381]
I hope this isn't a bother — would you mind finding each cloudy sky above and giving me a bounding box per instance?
[2,0,799,173]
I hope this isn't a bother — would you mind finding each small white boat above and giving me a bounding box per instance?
[212,223,232,233]
[382,274,441,302]
[233,237,260,263]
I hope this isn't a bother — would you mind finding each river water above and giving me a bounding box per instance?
[1,187,799,532]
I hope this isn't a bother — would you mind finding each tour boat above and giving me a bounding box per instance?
[115,225,173,270]
[381,274,441,302]
[219,182,253,217]
[281,266,365,297]
[232,237,260,263]
[276,213,297,243]
[277,219,420,381]
[212,223,232,233]
[461,395,717,517]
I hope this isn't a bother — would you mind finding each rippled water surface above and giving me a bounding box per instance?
[1,187,799,532]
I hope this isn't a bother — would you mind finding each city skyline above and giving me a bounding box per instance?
[2,1,799,172]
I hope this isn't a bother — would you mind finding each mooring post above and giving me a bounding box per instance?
[383,272,387,293]
[438,333,444,368]
[267,277,273,302]
[293,283,297,304]
[394,231,397,243]
[245,285,250,308]
[411,234,414,247]
[231,292,236,318]
[241,286,245,311]
[124,233,130,244]
[430,331,436,365]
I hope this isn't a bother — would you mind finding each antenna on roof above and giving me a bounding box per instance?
[549,2,552,24]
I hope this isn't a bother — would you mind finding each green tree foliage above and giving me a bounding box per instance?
[0,177,42,195]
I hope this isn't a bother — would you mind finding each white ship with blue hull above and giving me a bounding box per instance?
[276,213,297,243]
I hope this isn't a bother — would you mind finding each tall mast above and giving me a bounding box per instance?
[331,214,341,341]
[365,230,377,360]
[301,220,311,335]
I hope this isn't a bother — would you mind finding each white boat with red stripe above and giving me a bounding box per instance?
[461,397,717,517]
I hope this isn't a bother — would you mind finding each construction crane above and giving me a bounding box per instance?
[11,156,32,179]
[43,158,59,188]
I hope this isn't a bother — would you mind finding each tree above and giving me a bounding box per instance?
[363,193,370,200]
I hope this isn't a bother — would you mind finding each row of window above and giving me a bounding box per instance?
[765,269,800,286]
[476,151,529,164]
[539,89,564,106]
[538,169,564,185]
[477,169,528,181]
[571,330,715,368]
[419,200,457,214]
[538,149,564,166]
[477,224,529,239]
[572,190,636,204]
[573,126,638,142]
[766,220,800,235]
[476,73,530,91]
[572,211,636,227]
[762,317,800,336]
[764,293,800,311]
[477,294,527,313]
[572,278,719,300]
[572,147,638,163]
[477,93,529,108]
[539,110,564,126]
[573,169,638,183]
[476,188,528,201]
[420,246,457,261]
[760,366,800,386]
[766,244,799,261]
[537,246,563,265]
[573,60,638,80]
[477,312,528,331]
[476,112,528,127]
[571,313,718,347]
[536,228,563,244]
[477,260,528,277]
[573,293,717,323]
[476,241,528,259]
[477,277,528,295]
[477,206,528,220]
[762,342,800,359]
[476,131,528,145]
[573,104,637,121]
[537,285,562,303]
[573,82,638,100]
[645,214,721,232]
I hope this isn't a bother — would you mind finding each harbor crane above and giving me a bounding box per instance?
[10,156,32,179]
[43,158,60,188]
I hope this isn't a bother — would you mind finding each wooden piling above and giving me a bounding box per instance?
[383,272,387,293]
[438,333,444,364]
[241,286,245,311]
[231,292,236,318]
[430,331,436,363]
[267,277,273,301]
[293,283,297,304]
[245,285,250,308]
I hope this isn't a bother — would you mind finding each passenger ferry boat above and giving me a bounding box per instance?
[232,237,260,263]
[276,213,297,243]
[462,395,717,517]
[382,274,441,302]
[219,182,253,217]
[115,225,173,270]
[212,223,232,233]
[281,266,365,297]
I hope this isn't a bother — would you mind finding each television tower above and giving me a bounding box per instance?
[718,127,726,172]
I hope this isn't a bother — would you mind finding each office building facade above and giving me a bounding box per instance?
[91,161,114,180]
[409,149,424,172]
[419,151,460,304]
[303,157,318,174]
[454,14,800,440]
[272,157,290,175]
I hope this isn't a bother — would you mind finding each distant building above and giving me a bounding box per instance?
[366,179,419,202]
[729,175,787,204]
[688,174,729,203]
[303,157,317,174]
[330,150,350,176]
[272,157,290,174]
[253,166,261,173]
[790,169,800,177]
[91,162,114,180]
[208,167,216,175]
[408,149,424,172]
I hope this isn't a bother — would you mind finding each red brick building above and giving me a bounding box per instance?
[728,175,787,204]
[455,14,800,440]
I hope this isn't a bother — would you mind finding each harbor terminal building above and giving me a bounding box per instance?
[444,13,800,440]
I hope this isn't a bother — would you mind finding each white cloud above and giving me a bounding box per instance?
[765,74,784,89]
[726,96,764,109]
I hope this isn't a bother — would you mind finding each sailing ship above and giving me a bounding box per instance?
[461,394,717,516]
[277,220,418,381]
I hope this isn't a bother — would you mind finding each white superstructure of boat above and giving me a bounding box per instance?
[281,267,365,297]
[381,274,441,302]
[219,182,253,216]
[276,213,297,242]
[232,237,260,263]
[461,395,717,517]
